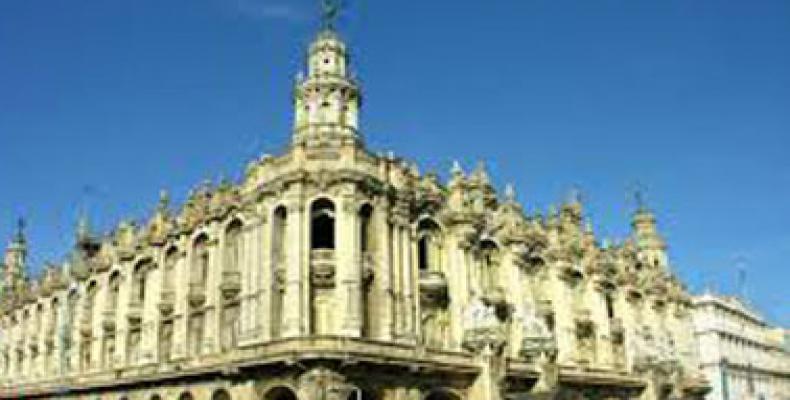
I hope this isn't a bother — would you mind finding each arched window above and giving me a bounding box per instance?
[85,281,98,325]
[193,234,210,289]
[417,219,442,272]
[271,206,288,339]
[264,387,298,400]
[272,206,288,264]
[179,392,195,400]
[163,247,178,293]
[35,303,43,333]
[479,240,500,291]
[150,395,163,400]
[311,199,336,250]
[108,271,121,310]
[50,297,59,332]
[132,261,150,306]
[225,220,243,272]
[212,389,232,400]
[359,204,374,254]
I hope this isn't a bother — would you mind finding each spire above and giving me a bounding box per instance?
[629,191,668,268]
[9,217,26,250]
[76,212,93,244]
[4,218,27,286]
[292,2,361,147]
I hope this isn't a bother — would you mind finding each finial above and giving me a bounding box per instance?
[473,161,490,184]
[157,190,170,212]
[13,217,26,245]
[567,185,583,205]
[629,181,649,212]
[320,0,342,30]
[451,160,464,177]
[584,218,594,233]
[504,183,517,203]
[76,212,91,242]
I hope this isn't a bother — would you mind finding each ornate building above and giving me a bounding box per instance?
[692,293,790,400]
[0,19,709,400]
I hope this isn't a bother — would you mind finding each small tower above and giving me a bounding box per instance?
[292,19,362,147]
[3,218,28,289]
[631,203,668,269]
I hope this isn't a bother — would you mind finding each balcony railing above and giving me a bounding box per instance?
[188,282,207,307]
[310,250,336,289]
[220,270,242,299]
[126,301,143,323]
[158,289,176,315]
[419,270,448,308]
[101,309,116,332]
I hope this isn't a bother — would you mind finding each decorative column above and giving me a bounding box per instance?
[283,199,305,337]
[172,246,189,361]
[376,201,394,341]
[340,197,362,336]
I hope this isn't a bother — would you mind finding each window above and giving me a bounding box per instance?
[225,220,243,271]
[193,234,210,288]
[273,206,288,264]
[163,247,178,292]
[311,199,336,250]
[417,219,442,272]
[605,293,615,319]
[359,204,374,254]
[109,271,121,309]
[132,262,150,305]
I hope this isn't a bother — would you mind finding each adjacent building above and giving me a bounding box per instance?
[0,19,710,400]
[693,293,790,400]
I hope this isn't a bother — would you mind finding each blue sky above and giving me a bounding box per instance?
[1,0,788,325]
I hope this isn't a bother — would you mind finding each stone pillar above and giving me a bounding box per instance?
[340,197,362,336]
[391,221,403,339]
[206,230,222,355]
[467,336,507,400]
[172,246,188,360]
[283,199,305,337]
[377,202,394,341]
[242,217,267,344]
[402,226,416,342]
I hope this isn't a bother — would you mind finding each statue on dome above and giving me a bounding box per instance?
[321,0,342,30]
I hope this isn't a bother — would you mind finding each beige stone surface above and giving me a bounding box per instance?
[692,293,790,400]
[0,28,711,400]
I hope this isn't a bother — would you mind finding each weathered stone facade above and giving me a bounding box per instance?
[0,26,709,400]
[693,293,790,400]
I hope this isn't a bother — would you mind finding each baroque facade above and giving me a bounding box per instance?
[692,293,790,400]
[0,25,710,400]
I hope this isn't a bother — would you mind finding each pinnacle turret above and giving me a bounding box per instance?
[3,218,28,289]
[292,25,361,147]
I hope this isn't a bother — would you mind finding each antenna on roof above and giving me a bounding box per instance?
[734,253,748,302]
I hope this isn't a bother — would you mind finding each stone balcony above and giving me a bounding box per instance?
[310,249,336,289]
[189,282,207,307]
[481,286,511,320]
[101,309,116,332]
[158,289,176,315]
[610,318,625,344]
[419,270,448,308]
[126,301,143,323]
[79,317,92,336]
[220,270,242,300]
